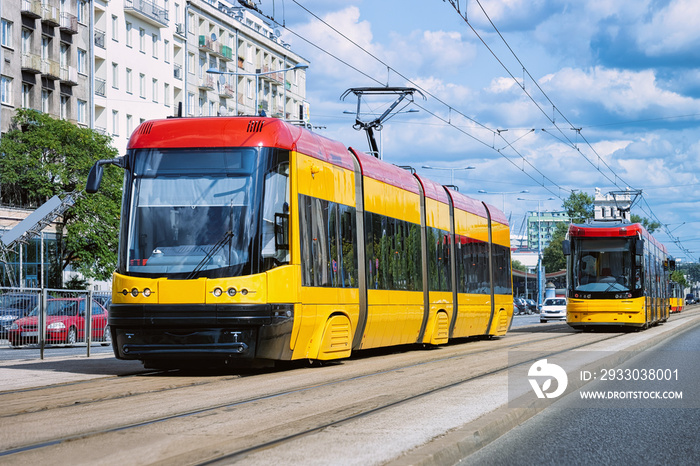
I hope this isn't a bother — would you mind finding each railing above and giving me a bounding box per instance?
[41,5,60,27]
[199,75,215,90]
[41,60,60,79]
[94,29,106,49]
[60,12,78,34]
[21,0,42,18]
[21,53,42,73]
[95,78,106,97]
[0,287,112,360]
[60,66,78,85]
[124,0,169,28]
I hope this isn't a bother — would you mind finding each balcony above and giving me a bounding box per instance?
[21,53,42,73]
[218,83,234,98]
[199,35,214,52]
[60,12,78,34]
[175,23,185,37]
[199,37,233,61]
[41,59,60,79]
[95,77,106,97]
[60,66,78,86]
[124,0,169,28]
[21,0,42,18]
[199,75,215,90]
[94,29,106,49]
[173,64,182,81]
[41,5,60,27]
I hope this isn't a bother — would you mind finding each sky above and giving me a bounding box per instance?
[258,0,700,262]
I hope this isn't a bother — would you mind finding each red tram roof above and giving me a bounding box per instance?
[568,223,667,254]
[349,148,421,196]
[414,175,450,204]
[127,117,356,171]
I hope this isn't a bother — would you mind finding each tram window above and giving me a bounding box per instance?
[261,162,290,270]
[299,194,358,288]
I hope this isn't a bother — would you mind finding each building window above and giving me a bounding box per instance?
[1,76,12,105]
[111,15,118,41]
[1,19,12,48]
[77,99,87,124]
[77,1,87,24]
[188,12,195,34]
[112,63,119,89]
[164,39,170,63]
[126,22,132,47]
[139,28,146,53]
[164,83,170,106]
[246,78,253,99]
[41,89,51,113]
[152,78,158,102]
[126,114,133,135]
[126,68,132,93]
[22,84,31,108]
[112,110,119,136]
[188,52,195,74]
[77,49,87,75]
[187,92,194,115]
[139,73,146,98]
[41,36,50,60]
[60,95,69,119]
[22,28,31,53]
[152,34,158,58]
[246,44,253,63]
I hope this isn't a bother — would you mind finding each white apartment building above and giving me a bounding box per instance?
[2,0,308,155]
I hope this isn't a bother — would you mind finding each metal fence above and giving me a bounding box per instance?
[0,287,112,360]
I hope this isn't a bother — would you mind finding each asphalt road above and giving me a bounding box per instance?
[461,319,700,466]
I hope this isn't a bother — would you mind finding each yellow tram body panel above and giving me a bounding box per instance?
[363,289,424,349]
[363,177,421,224]
[567,297,647,327]
[296,152,356,207]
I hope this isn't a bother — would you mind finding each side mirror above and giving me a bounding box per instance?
[85,157,125,194]
[86,163,104,193]
[562,240,571,256]
[634,238,644,256]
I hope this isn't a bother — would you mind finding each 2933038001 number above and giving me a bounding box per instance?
[600,368,678,381]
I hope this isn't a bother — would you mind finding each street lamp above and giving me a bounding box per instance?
[422,165,475,187]
[207,63,308,116]
[518,197,555,308]
[478,189,529,212]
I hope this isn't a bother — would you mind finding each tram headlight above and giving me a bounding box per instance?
[213,287,223,297]
[143,288,152,297]
[241,289,248,296]
[227,287,237,296]
[131,288,139,297]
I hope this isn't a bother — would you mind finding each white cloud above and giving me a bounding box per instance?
[636,0,700,55]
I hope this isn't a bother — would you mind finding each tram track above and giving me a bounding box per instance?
[1,319,675,465]
[0,324,573,420]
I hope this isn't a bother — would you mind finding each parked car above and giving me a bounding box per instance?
[685,294,697,305]
[513,297,528,315]
[540,297,567,323]
[525,299,538,314]
[0,292,39,337]
[8,297,109,346]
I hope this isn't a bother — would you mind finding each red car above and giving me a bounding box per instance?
[8,298,110,346]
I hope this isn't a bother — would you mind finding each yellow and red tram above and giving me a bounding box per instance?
[669,281,684,313]
[86,117,513,367]
[564,222,671,330]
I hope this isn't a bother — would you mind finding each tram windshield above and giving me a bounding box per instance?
[571,238,637,293]
[125,147,266,278]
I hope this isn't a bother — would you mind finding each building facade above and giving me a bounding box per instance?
[525,210,569,251]
[1,0,308,155]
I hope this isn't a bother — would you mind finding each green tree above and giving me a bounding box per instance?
[511,259,527,272]
[563,191,595,224]
[542,222,568,273]
[0,109,122,284]
[679,263,700,284]
[630,214,661,234]
[670,270,688,289]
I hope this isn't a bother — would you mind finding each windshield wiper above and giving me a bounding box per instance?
[186,230,234,280]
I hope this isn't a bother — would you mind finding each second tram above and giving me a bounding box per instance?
[563,222,671,330]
